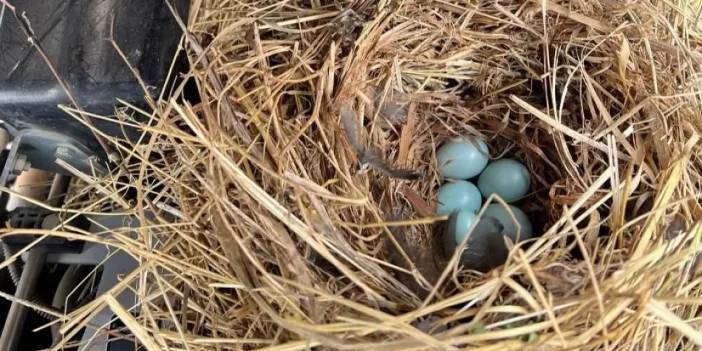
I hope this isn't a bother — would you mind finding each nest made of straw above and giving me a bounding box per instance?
[10,0,702,350]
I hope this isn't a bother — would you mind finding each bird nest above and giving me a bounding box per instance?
[16,0,702,349]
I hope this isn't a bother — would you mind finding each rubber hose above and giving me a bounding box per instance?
[1,241,22,287]
[27,297,66,347]
[29,297,58,321]
[49,265,92,344]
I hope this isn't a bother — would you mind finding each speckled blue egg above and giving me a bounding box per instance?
[478,159,530,203]
[437,137,489,179]
[436,181,482,215]
[482,204,533,240]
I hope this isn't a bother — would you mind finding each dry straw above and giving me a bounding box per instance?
[2,0,702,350]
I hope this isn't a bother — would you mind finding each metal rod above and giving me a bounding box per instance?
[47,173,69,207]
[0,248,45,351]
[0,126,12,209]
[0,128,21,286]
[0,128,8,151]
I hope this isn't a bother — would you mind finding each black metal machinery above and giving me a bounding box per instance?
[0,1,189,350]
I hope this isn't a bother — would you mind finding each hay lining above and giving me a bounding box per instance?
[2,0,702,349]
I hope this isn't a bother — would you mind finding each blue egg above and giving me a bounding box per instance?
[478,159,530,203]
[436,181,482,215]
[445,208,478,245]
[482,204,533,240]
[437,137,489,179]
[443,209,509,271]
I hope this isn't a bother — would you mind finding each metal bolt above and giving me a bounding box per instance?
[13,154,29,174]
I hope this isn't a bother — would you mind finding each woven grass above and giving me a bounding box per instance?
[3,0,702,350]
